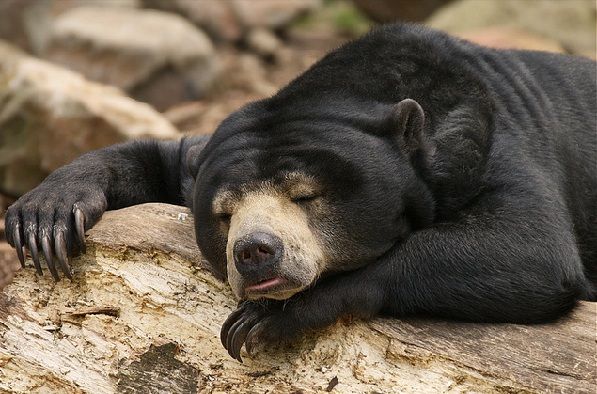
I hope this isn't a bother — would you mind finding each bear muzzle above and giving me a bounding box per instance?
[232,232,302,298]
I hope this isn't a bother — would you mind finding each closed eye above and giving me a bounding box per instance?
[291,194,319,204]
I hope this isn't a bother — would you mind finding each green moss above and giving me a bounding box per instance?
[332,3,372,36]
[291,0,373,37]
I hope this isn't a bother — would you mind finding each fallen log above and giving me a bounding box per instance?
[0,203,594,393]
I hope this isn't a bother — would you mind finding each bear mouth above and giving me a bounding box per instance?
[244,276,301,299]
[246,276,287,291]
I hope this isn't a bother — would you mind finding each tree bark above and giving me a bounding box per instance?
[0,203,594,393]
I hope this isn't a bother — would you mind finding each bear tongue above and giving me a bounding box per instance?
[245,277,287,292]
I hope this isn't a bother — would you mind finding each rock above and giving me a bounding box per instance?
[231,0,322,30]
[245,27,285,62]
[0,0,34,51]
[219,52,278,96]
[352,0,454,23]
[142,0,322,42]
[163,48,285,137]
[163,101,211,134]
[164,91,263,137]
[457,26,565,53]
[142,0,243,42]
[428,0,596,55]
[45,7,217,110]
[0,203,594,392]
[0,42,180,196]
[0,0,140,54]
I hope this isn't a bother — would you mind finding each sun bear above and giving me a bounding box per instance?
[5,24,596,361]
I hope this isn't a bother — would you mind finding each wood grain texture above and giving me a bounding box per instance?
[0,203,594,393]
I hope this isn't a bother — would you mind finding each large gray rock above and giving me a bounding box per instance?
[142,0,322,43]
[0,42,180,196]
[0,0,139,54]
[230,0,322,30]
[143,0,243,42]
[45,7,218,110]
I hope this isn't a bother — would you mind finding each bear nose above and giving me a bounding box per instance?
[233,232,283,277]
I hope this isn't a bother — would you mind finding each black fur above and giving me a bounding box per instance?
[5,24,596,357]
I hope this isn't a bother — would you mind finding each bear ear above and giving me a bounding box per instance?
[391,98,427,156]
[185,137,210,177]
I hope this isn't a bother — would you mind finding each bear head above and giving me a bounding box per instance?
[187,97,436,300]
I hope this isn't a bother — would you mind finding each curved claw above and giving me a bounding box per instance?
[18,246,26,268]
[12,225,25,268]
[74,207,86,254]
[220,304,247,349]
[54,231,73,279]
[231,319,257,363]
[227,319,247,362]
[27,232,43,276]
[41,235,60,281]
[245,322,265,357]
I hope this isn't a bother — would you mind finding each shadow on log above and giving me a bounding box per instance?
[0,203,594,393]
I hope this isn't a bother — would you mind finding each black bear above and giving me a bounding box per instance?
[5,24,596,362]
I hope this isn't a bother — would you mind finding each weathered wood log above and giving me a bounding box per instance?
[0,203,594,393]
[0,216,19,291]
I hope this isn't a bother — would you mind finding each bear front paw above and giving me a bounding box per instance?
[5,185,107,280]
[220,300,299,362]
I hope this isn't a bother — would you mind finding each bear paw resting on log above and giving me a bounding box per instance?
[5,23,596,362]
